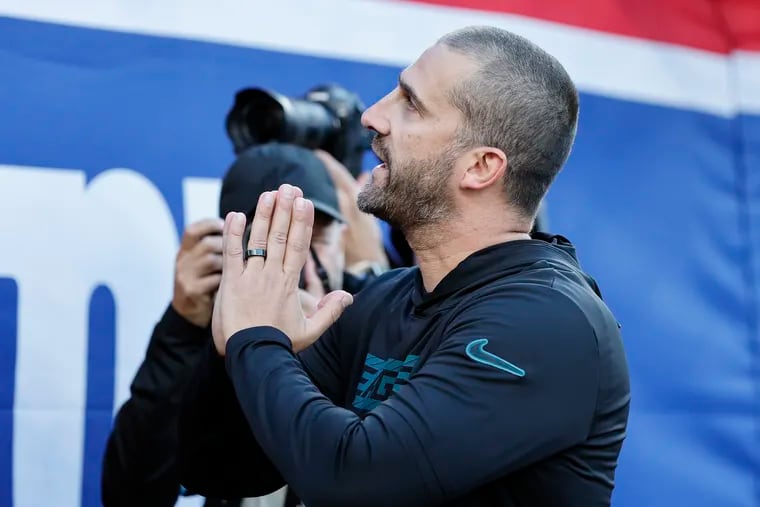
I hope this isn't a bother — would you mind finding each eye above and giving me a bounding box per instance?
[403,95,417,111]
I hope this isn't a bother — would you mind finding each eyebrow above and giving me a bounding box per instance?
[398,75,429,115]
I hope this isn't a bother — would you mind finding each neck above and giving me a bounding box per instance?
[405,214,531,293]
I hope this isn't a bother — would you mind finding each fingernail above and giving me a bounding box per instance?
[295,197,306,211]
[282,185,295,198]
[262,192,274,205]
[341,294,353,308]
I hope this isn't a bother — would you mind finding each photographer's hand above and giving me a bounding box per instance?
[212,184,353,356]
[299,254,326,317]
[171,218,224,327]
[314,150,389,271]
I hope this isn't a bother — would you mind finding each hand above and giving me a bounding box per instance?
[171,218,224,327]
[211,184,354,356]
[313,150,389,270]
[299,254,326,317]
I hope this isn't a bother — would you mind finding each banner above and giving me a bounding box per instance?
[1,1,758,505]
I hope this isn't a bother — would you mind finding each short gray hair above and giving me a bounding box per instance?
[439,26,579,219]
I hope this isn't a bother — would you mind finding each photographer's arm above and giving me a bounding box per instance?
[101,218,225,506]
[177,321,347,499]
[314,150,389,273]
[101,304,211,507]
[176,339,284,499]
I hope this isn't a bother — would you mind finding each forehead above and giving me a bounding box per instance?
[402,43,478,113]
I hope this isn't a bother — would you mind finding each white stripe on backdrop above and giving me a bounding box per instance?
[0,0,759,116]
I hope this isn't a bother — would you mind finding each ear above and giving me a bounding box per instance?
[459,148,508,190]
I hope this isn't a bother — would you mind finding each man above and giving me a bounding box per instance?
[178,26,631,506]
[101,142,387,507]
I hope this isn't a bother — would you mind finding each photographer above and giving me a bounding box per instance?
[101,142,387,507]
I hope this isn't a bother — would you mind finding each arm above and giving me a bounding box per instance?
[177,313,349,499]
[102,218,225,505]
[101,304,210,506]
[224,286,601,507]
[177,198,365,498]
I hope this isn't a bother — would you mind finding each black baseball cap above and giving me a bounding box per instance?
[218,142,344,222]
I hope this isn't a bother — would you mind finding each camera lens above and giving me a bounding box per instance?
[241,93,286,144]
[283,100,338,148]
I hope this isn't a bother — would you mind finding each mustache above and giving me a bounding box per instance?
[371,136,391,164]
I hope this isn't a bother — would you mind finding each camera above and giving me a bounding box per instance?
[225,83,373,177]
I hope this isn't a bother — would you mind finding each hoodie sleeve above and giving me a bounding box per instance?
[176,319,349,499]
[101,304,210,507]
[223,284,602,507]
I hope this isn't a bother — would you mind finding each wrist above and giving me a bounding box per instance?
[170,299,211,329]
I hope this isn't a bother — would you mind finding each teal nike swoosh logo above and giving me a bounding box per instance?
[465,338,525,377]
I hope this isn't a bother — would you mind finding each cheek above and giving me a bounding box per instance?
[393,123,434,157]
[393,114,458,158]
[390,112,423,148]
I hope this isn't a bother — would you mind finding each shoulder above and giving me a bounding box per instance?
[350,266,417,301]
[452,281,596,334]
[442,276,617,371]
[429,283,605,398]
[333,266,416,325]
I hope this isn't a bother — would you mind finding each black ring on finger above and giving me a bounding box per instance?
[245,248,267,260]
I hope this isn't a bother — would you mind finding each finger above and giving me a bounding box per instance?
[283,196,314,280]
[308,290,353,338]
[182,218,225,249]
[222,211,246,274]
[264,184,303,268]
[198,252,223,276]
[335,187,351,214]
[196,233,223,255]
[197,273,222,295]
[246,191,276,266]
[314,150,358,194]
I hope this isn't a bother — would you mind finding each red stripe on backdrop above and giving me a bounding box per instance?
[404,0,760,53]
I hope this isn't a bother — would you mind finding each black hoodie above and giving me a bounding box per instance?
[178,235,631,507]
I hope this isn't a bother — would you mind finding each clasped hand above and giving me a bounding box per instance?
[212,183,354,356]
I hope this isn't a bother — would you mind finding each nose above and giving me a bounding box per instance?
[361,94,391,137]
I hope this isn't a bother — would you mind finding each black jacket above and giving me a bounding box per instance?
[101,303,211,506]
[101,272,371,507]
[177,235,631,507]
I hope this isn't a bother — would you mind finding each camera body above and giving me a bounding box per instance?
[225,83,373,178]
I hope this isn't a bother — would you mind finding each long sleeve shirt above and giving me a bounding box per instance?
[178,236,631,507]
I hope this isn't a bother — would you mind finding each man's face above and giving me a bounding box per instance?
[357,43,478,230]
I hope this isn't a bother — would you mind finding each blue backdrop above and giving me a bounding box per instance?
[0,14,758,507]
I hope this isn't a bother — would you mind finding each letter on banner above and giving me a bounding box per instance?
[0,165,178,507]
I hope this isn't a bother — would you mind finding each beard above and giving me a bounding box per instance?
[357,138,459,231]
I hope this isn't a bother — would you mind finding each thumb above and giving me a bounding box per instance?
[307,290,353,337]
[314,149,356,191]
